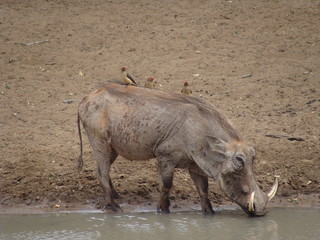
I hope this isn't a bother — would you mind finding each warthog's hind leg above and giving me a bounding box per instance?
[189,171,215,215]
[89,136,120,212]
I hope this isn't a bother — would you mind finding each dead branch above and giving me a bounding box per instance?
[265,134,305,141]
[20,39,51,46]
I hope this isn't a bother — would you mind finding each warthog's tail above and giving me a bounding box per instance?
[77,112,84,172]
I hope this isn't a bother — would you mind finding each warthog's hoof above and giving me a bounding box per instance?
[201,198,215,215]
[101,203,122,212]
[157,198,170,214]
[202,208,215,215]
[157,206,170,214]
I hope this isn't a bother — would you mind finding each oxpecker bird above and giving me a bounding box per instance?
[145,77,155,89]
[181,81,192,95]
[121,67,137,86]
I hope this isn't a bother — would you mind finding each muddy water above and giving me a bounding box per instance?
[0,208,319,240]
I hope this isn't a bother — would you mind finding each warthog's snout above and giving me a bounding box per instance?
[246,176,279,216]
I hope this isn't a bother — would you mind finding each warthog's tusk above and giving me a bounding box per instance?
[267,175,280,201]
[248,191,255,212]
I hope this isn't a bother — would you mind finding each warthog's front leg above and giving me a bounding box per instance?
[189,171,215,215]
[157,159,175,213]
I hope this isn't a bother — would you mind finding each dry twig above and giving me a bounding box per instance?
[265,134,305,141]
[20,39,51,46]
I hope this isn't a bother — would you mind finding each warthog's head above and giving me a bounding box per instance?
[192,136,278,216]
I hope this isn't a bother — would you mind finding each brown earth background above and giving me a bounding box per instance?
[0,0,319,212]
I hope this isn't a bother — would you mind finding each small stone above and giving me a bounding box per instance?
[78,183,84,190]
[242,74,252,78]
[63,99,75,104]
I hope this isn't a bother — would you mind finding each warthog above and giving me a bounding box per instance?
[77,83,278,216]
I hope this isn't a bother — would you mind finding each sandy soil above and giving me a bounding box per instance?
[0,0,319,212]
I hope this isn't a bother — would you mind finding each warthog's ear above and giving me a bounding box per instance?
[204,135,229,163]
[190,136,229,178]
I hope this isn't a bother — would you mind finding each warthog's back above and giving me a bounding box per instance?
[78,83,242,160]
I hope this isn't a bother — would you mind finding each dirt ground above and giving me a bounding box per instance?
[0,0,319,213]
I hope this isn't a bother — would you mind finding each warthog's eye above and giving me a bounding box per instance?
[233,155,246,171]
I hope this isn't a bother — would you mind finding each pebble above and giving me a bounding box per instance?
[242,74,252,78]
[63,99,76,104]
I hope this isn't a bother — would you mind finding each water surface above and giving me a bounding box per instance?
[0,208,319,240]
